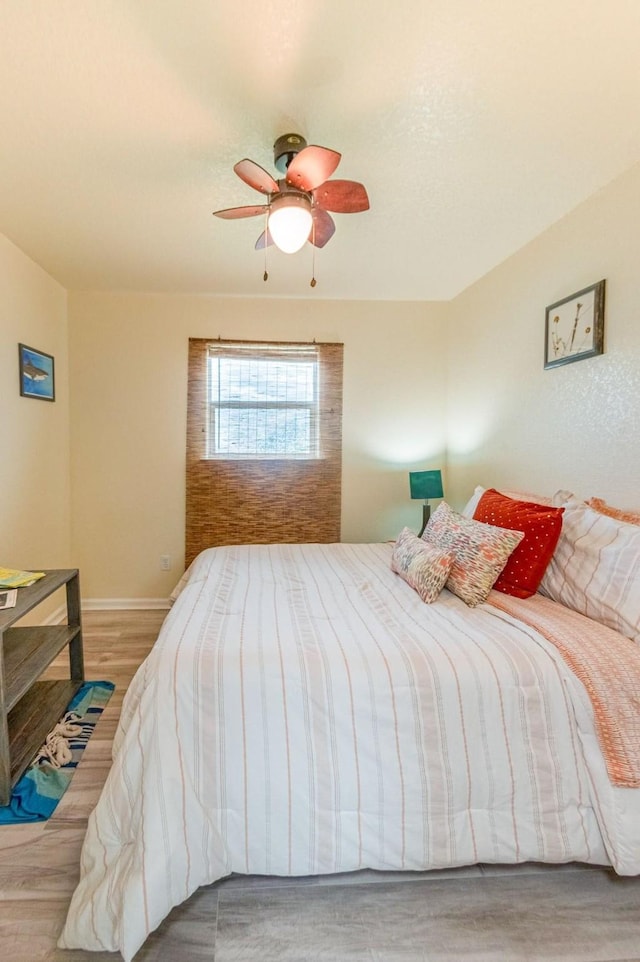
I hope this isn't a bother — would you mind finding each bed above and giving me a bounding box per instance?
[59,490,640,961]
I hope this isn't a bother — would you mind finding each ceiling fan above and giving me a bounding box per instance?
[212,133,369,259]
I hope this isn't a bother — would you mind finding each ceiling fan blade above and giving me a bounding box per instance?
[286,145,341,192]
[310,208,335,248]
[213,204,268,219]
[254,228,274,250]
[313,179,369,213]
[233,159,279,195]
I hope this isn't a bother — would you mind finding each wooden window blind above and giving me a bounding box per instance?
[186,338,343,565]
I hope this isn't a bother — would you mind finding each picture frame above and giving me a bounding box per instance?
[544,279,605,370]
[18,343,55,401]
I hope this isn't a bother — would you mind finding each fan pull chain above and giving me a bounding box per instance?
[263,209,269,282]
[310,217,317,288]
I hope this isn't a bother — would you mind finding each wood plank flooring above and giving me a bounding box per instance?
[0,610,638,962]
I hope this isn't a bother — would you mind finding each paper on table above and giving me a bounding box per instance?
[0,589,17,609]
[0,568,46,589]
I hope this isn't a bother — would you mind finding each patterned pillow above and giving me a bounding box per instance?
[391,527,454,603]
[540,497,640,643]
[586,497,640,527]
[422,502,525,607]
[472,488,564,598]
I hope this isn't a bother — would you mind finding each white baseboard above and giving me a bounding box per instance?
[82,598,172,611]
[44,598,170,624]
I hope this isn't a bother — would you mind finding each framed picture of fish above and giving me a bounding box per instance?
[18,343,55,401]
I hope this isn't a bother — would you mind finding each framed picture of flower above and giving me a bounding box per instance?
[544,279,605,369]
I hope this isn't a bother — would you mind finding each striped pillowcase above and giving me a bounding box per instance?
[539,497,640,643]
[422,502,524,607]
[391,527,454,603]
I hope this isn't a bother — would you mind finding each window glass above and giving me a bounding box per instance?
[207,350,318,458]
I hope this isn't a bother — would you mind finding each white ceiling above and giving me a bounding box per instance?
[2,0,640,301]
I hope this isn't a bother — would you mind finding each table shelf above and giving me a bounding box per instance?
[0,570,84,806]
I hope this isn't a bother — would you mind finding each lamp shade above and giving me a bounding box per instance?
[409,469,443,501]
[268,193,313,253]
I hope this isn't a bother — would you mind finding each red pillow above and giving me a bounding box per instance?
[472,488,564,598]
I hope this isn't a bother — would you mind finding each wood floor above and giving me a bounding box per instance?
[0,609,639,962]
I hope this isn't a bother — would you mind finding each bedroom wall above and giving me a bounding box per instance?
[445,160,640,512]
[0,233,71,618]
[67,293,446,600]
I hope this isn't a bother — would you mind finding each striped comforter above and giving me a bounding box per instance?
[60,543,640,960]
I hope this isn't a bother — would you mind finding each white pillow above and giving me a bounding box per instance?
[539,496,640,643]
[461,485,485,518]
[461,485,555,518]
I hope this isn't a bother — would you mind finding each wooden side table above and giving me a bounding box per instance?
[0,570,84,806]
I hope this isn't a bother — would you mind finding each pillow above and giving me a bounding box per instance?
[461,485,552,518]
[461,485,485,518]
[391,527,454,603]
[472,488,564,598]
[539,497,640,643]
[551,489,576,506]
[501,488,554,506]
[422,501,525,607]
[586,497,640,527]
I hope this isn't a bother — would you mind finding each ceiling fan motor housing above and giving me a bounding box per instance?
[274,133,307,173]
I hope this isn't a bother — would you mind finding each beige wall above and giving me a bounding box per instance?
[445,161,640,512]
[68,294,446,599]
[8,157,640,604]
[0,234,70,617]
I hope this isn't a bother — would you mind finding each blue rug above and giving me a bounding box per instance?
[0,680,114,824]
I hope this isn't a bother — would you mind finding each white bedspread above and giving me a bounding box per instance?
[59,543,640,960]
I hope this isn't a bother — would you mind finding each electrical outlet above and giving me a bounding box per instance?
[160,554,171,571]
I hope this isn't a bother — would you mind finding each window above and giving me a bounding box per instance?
[186,338,343,560]
[206,343,319,458]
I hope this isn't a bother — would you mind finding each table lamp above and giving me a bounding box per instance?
[409,469,443,536]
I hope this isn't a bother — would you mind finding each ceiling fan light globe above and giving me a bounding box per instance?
[268,198,313,254]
